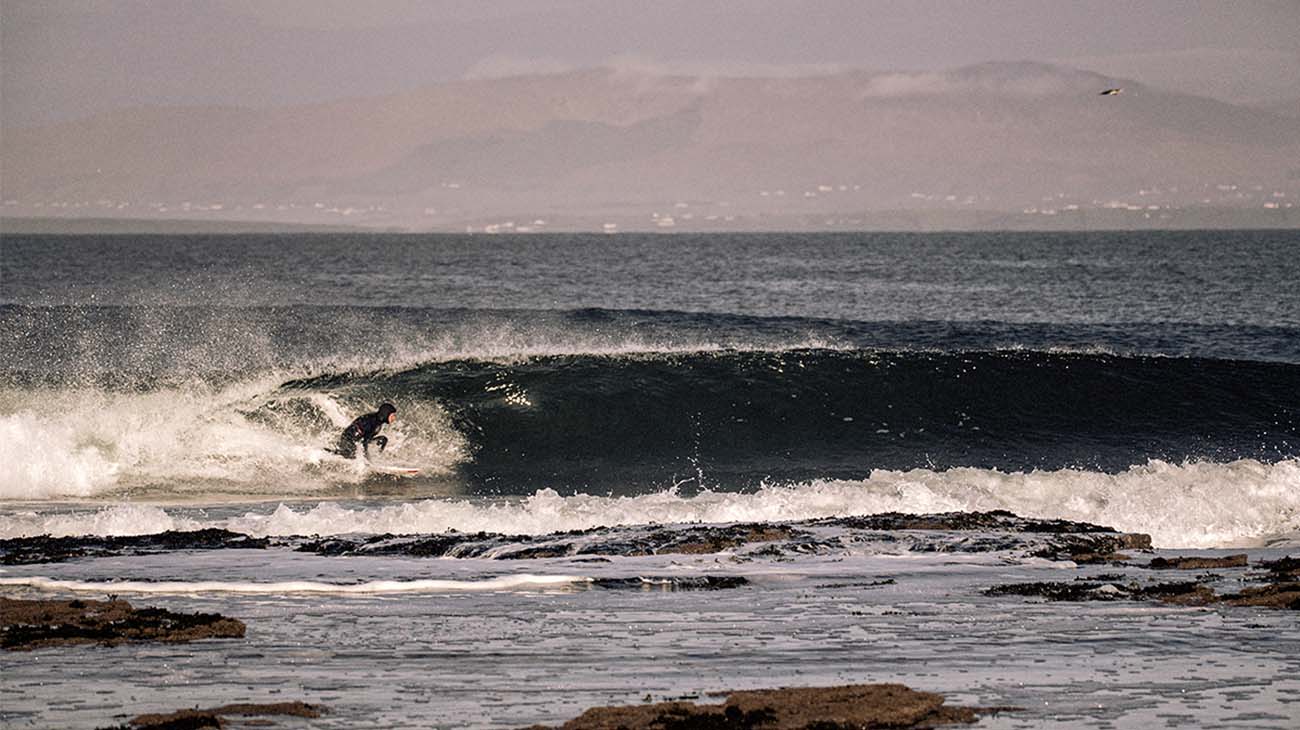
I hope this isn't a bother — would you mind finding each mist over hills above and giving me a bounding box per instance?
[4,62,1297,231]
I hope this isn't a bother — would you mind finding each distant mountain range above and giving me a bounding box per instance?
[4,62,1297,230]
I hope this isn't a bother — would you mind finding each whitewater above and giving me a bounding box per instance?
[4,460,1299,549]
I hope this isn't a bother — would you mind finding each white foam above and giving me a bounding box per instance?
[0,383,466,500]
[832,459,1300,549]
[0,504,198,538]
[0,411,121,498]
[220,459,1299,548]
[0,574,591,595]
[5,460,1296,549]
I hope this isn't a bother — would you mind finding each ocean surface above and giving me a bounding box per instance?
[2,230,1299,728]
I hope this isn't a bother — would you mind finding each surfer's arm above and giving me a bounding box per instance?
[353,414,387,455]
[342,416,369,441]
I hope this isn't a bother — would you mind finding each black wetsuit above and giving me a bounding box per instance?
[332,403,395,459]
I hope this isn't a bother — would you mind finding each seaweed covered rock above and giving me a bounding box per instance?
[986,577,1300,610]
[1221,583,1300,610]
[523,683,996,730]
[1147,554,1248,570]
[1,597,245,651]
[294,522,802,559]
[0,529,268,566]
[98,701,324,729]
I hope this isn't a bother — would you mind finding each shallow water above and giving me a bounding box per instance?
[3,544,1298,729]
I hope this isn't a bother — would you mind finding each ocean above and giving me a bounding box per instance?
[1,230,1298,728]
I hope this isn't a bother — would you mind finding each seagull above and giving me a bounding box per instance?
[1099,87,1124,96]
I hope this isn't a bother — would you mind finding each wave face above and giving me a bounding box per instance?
[1,345,1296,500]
[287,348,1300,492]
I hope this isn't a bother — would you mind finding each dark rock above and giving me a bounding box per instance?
[816,578,896,589]
[815,510,1118,535]
[986,581,1129,602]
[1148,554,1248,570]
[0,529,268,566]
[1221,582,1300,610]
[985,580,1221,605]
[296,531,494,558]
[590,576,749,591]
[1137,581,1218,606]
[1030,532,1152,563]
[96,701,324,729]
[7,510,1157,566]
[523,683,996,730]
[1067,552,1131,565]
[293,522,802,560]
[657,525,796,555]
[116,712,221,730]
[1256,556,1300,581]
[1,597,245,651]
[496,544,575,559]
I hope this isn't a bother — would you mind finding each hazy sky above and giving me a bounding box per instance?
[4,0,1299,127]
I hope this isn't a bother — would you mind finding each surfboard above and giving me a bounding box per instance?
[368,464,422,477]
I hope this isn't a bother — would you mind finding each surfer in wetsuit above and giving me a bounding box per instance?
[331,402,397,459]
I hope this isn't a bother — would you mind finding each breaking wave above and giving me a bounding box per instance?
[2,346,1297,500]
[0,381,468,500]
[4,459,1297,548]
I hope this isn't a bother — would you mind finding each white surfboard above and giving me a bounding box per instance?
[368,463,422,477]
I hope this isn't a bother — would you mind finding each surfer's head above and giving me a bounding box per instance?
[377,402,397,424]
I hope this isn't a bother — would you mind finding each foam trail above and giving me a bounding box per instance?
[0,574,592,596]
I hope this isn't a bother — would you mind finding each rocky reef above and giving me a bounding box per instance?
[100,701,323,729]
[522,683,1005,730]
[0,529,268,566]
[0,510,1154,565]
[1,597,246,651]
[987,554,1300,610]
[292,522,803,560]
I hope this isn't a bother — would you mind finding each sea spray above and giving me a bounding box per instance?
[0,381,468,499]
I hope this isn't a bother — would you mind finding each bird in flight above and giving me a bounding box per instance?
[1099,88,1124,96]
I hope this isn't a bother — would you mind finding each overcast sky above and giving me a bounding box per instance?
[4,0,1299,127]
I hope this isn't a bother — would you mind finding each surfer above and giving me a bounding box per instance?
[330,402,397,459]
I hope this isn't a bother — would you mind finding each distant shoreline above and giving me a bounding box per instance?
[2,211,1294,235]
[0,216,377,235]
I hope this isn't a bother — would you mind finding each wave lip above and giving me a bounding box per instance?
[0,574,591,596]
